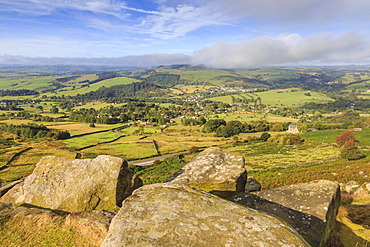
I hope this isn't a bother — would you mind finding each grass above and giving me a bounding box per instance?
[0,210,100,247]
[207,88,334,107]
[0,77,56,92]
[48,122,120,135]
[81,141,157,160]
[248,155,370,190]
[303,128,370,146]
[214,112,298,123]
[226,140,339,170]
[62,131,122,149]
[129,155,187,185]
[0,76,138,100]
[44,76,139,97]
[255,88,334,107]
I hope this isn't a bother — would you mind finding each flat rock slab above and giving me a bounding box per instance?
[232,180,340,247]
[169,147,246,198]
[102,183,309,247]
[0,155,142,212]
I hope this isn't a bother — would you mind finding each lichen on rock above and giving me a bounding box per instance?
[0,155,142,212]
[168,147,247,199]
[101,183,310,247]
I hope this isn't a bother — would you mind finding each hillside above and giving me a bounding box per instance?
[0,65,369,246]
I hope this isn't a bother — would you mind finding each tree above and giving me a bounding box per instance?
[336,131,358,147]
[51,106,59,114]
[203,119,226,133]
[271,123,283,132]
[340,145,363,160]
[260,132,271,142]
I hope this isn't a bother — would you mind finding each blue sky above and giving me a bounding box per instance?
[1,0,370,67]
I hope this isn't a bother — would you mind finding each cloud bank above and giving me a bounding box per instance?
[192,32,370,68]
[2,31,370,68]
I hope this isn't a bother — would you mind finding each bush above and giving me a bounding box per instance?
[260,132,271,142]
[269,134,303,145]
[336,131,358,147]
[340,145,364,160]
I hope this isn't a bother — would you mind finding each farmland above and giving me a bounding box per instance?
[0,64,369,246]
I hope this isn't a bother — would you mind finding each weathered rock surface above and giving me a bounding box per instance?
[245,177,262,192]
[101,183,309,247]
[168,147,246,198]
[0,155,142,212]
[231,180,340,247]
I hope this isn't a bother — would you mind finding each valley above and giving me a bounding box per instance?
[0,64,369,246]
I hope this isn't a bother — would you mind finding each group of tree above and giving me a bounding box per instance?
[73,82,165,102]
[0,123,70,140]
[143,73,180,87]
[0,89,38,96]
[202,119,271,138]
[268,133,303,145]
[88,72,120,85]
[68,102,183,124]
[336,131,364,160]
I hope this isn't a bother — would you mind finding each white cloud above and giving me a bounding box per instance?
[192,32,370,68]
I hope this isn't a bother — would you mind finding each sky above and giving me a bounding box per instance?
[1,0,370,68]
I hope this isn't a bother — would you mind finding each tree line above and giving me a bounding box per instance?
[0,123,70,140]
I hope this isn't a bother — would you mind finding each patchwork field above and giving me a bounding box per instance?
[208,88,334,107]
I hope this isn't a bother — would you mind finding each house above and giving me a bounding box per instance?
[287,124,299,134]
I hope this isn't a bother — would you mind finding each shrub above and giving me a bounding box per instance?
[268,134,303,145]
[340,145,364,160]
[188,146,199,153]
[336,131,358,147]
[260,132,271,142]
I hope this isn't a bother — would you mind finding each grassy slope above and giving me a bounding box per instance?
[0,76,139,100]
[207,88,334,107]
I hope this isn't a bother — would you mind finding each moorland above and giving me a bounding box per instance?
[0,64,369,245]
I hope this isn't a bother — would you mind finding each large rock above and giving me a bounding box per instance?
[167,147,246,198]
[0,155,142,212]
[101,183,309,247]
[231,180,340,247]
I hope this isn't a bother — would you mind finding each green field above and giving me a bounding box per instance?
[81,141,157,160]
[45,76,139,97]
[208,112,298,123]
[0,75,139,100]
[207,88,334,107]
[0,76,56,92]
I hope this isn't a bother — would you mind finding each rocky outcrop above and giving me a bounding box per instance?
[102,183,309,247]
[0,155,142,212]
[168,147,247,198]
[231,180,340,247]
